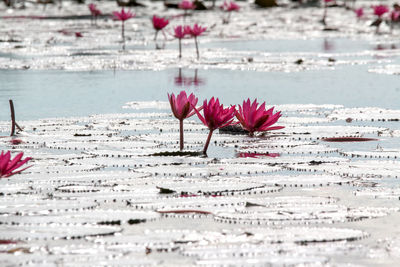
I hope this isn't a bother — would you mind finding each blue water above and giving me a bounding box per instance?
[0,65,399,121]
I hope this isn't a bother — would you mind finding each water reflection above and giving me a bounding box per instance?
[323,39,334,52]
[374,44,397,50]
[237,152,280,158]
[174,69,205,87]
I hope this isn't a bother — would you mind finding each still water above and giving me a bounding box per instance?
[0,65,399,121]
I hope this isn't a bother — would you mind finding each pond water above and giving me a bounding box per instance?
[1,63,399,121]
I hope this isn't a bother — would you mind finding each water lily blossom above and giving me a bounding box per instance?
[371,5,389,33]
[88,3,101,25]
[174,25,190,58]
[179,0,195,19]
[221,1,240,12]
[193,97,236,155]
[235,99,284,137]
[152,15,169,41]
[221,1,240,23]
[354,8,364,19]
[187,24,207,59]
[373,5,389,17]
[391,10,400,21]
[0,151,32,178]
[179,0,195,10]
[168,91,200,151]
[112,8,135,50]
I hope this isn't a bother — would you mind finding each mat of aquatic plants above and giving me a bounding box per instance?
[0,102,400,266]
[1,0,400,266]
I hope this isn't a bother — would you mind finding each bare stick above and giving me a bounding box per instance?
[9,99,16,136]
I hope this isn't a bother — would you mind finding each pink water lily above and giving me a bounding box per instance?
[152,15,169,41]
[391,10,400,21]
[0,151,32,178]
[88,3,101,25]
[168,91,200,151]
[187,24,207,59]
[221,1,240,23]
[236,99,284,137]
[112,8,135,50]
[355,8,364,19]
[193,97,236,155]
[373,5,389,17]
[174,25,191,58]
[179,0,195,10]
[221,1,240,12]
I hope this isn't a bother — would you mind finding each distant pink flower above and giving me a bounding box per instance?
[168,91,200,151]
[193,97,236,155]
[188,24,207,37]
[373,5,389,17]
[112,8,134,21]
[187,24,207,59]
[152,15,169,31]
[235,99,284,137]
[355,8,364,18]
[324,0,333,2]
[152,15,169,41]
[173,25,188,39]
[88,3,101,17]
[0,151,32,178]
[174,25,190,58]
[179,0,195,10]
[221,1,240,12]
[112,9,135,50]
[391,10,400,21]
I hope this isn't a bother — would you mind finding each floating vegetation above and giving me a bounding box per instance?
[1,0,400,265]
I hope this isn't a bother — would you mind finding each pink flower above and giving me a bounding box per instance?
[373,5,389,17]
[0,151,32,178]
[152,15,169,31]
[194,97,236,131]
[174,25,188,39]
[168,91,199,121]
[193,97,236,155]
[168,91,200,151]
[174,26,190,58]
[88,3,101,16]
[112,8,135,21]
[391,10,400,21]
[235,99,284,136]
[179,0,195,10]
[188,24,207,37]
[112,8,135,50]
[221,1,240,12]
[355,8,364,18]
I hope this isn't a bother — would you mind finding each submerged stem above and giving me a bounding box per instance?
[203,129,214,155]
[179,119,184,151]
